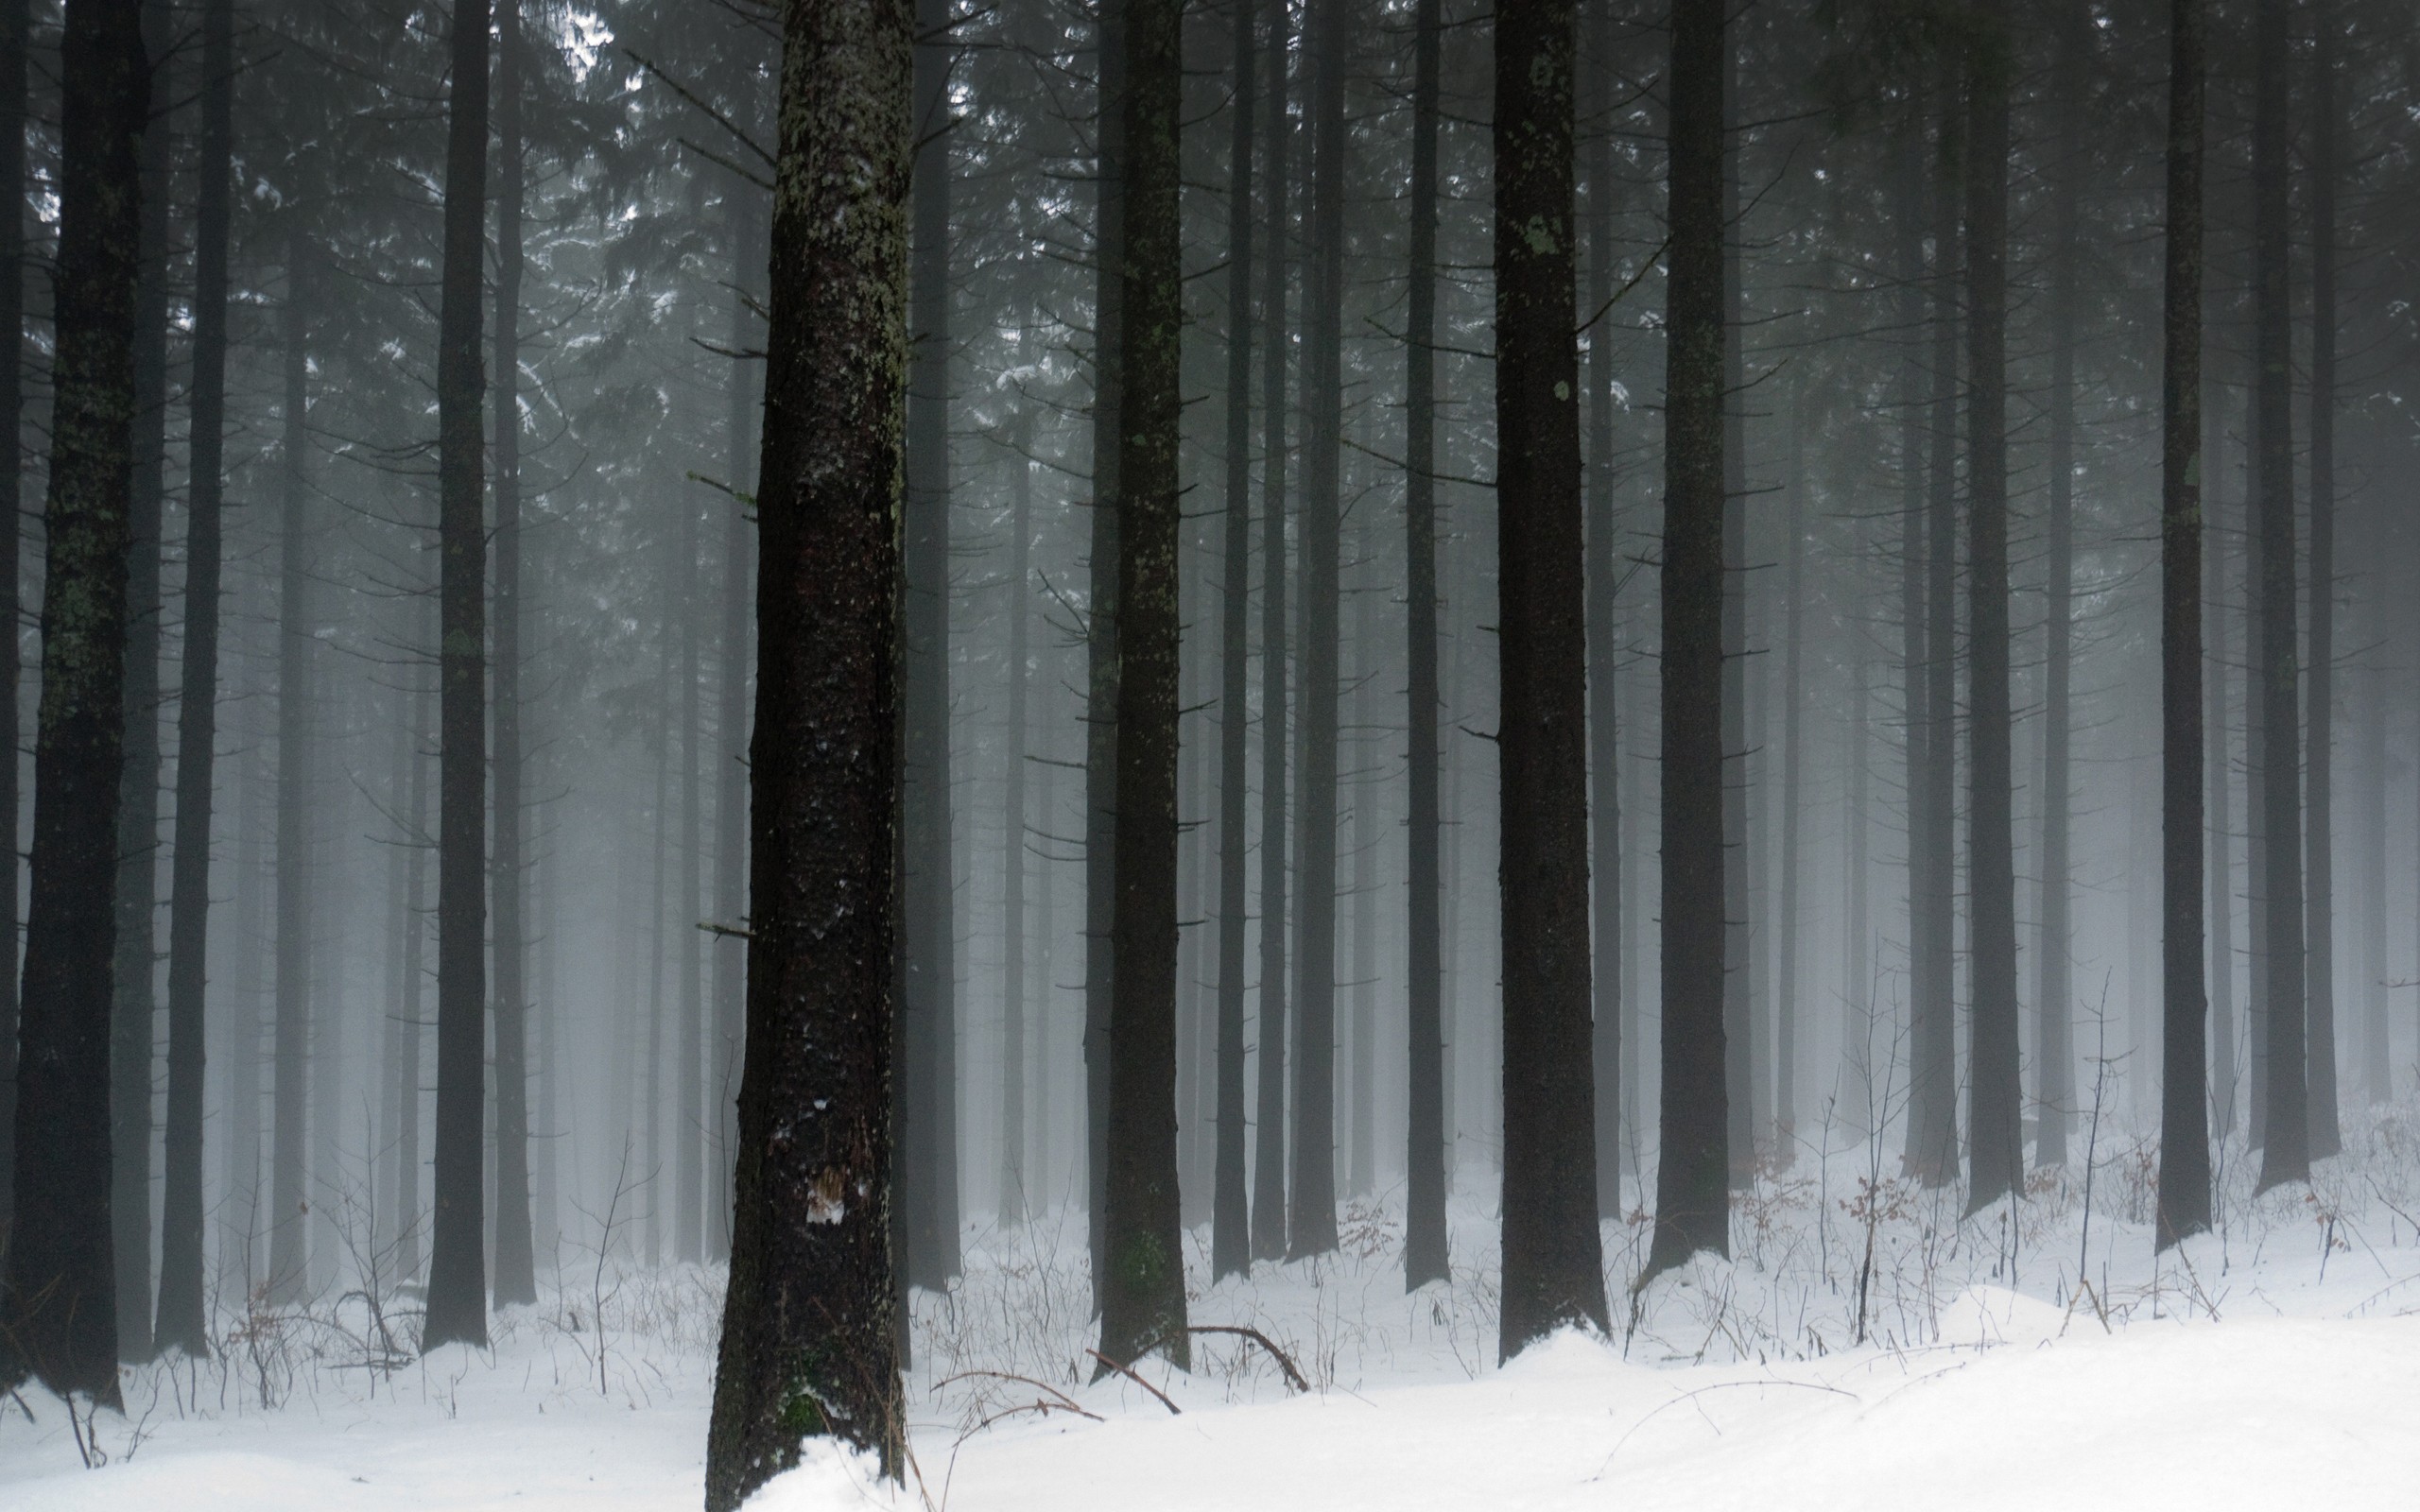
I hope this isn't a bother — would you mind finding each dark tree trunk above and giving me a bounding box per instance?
[424,0,493,1352]
[702,0,912,1492]
[901,0,959,1293]
[154,0,235,1355]
[1085,0,1127,1293]
[2205,407,2236,1139]
[1720,35,1752,1190]
[2035,0,2086,1172]
[1212,0,1256,1282]
[1400,0,1445,1289]
[1003,371,1034,1228]
[268,244,314,1304]
[1494,0,1607,1357]
[2302,0,2340,1162]
[1096,0,1188,1373]
[680,422,706,1264]
[111,0,172,1359]
[1892,111,1925,1160]
[1775,390,1804,1160]
[712,197,761,1263]
[0,0,25,1258]
[1249,0,1289,1265]
[0,0,147,1402]
[1962,6,2021,1215]
[2155,0,2210,1249]
[1287,0,1345,1262]
[1646,0,1730,1281]
[1910,85,1962,1187]
[490,0,535,1307]
[2243,374,2266,1147]
[2250,0,2306,1194]
[1582,0,1621,1218]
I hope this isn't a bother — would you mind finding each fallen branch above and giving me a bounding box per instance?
[1187,1325,1309,1393]
[1085,1349,1182,1416]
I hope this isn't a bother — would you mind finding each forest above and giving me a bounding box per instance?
[2,0,2419,1505]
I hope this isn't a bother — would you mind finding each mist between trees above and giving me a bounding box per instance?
[1,0,2417,1503]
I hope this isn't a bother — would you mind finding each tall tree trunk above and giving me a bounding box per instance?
[1582,0,1621,1218]
[2155,0,2210,1248]
[1001,401,1032,1227]
[1962,3,2021,1215]
[1910,85,1962,1187]
[111,0,172,1358]
[490,0,535,1306]
[155,0,235,1354]
[1720,34,1752,1190]
[2302,0,2340,1161]
[2249,0,2306,1194]
[0,0,147,1401]
[0,0,26,1259]
[712,197,760,1263]
[2035,0,2086,1172]
[1287,0,1345,1262]
[1645,0,1729,1282]
[1494,0,1607,1357]
[2205,392,2236,1138]
[1096,0,1188,1372]
[702,0,912,1491]
[2243,373,2266,1147]
[2360,507,2387,1106]
[1249,0,1290,1265]
[1085,0,1127,1293]
[1212,0,1255,1280]
[1347,569,1376,1197]
[679,472,706,1263]
[1775,389,1805,1160]
[1893,109,1926,1163]
[424,0,493,1352]
[268,244,315,1304]
[904,0,958,1288]
[1400,0,1445,1288]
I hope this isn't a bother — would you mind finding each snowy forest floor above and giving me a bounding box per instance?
[9,1105,2420,1509]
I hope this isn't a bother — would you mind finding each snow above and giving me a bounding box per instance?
[9,1118,2420,1511]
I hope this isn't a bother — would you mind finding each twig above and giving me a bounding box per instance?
[1084,1349,1181,1415]
[936,1368,1097,1418]
[1186,1325,1309,1393]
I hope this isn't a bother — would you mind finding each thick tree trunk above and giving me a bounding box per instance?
[702,0,912,1495]
[2250,0,2307,1194]
[0,0,25,1256]
[2302,0,2340,1161]
[154,0,235,1355]
[1962,6,2021,1215]
[1085,0,1127,1293]
[1494,0,1607,1357]
[1582,0,1621,1217]
[1096,0,1188,1372]
[2155,0,2210,1249]
[111,0,172,1358]
[268,245,315,1304]
[0,0,147,1401]
[1400,0,1445,1289]
[424,0,493,1352]
[1720,34,1752,1190]
[1287,0,1345,1262]
[490,0,536,1306]
[1645,0,1729,1283]
[1212,0,1255,1280]
[1249,0,1290,1264]
[2205,408,2236,1138]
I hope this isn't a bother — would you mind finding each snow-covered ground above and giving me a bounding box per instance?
[9,1108,2420,1510]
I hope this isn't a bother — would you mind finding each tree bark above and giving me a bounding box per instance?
[2302,0,2340,1161]
[424,0,493,1352]
[1085,0,1127,1293]
[268,243,315,1304]
[1003,370,1034,1228]
[1096,0,1188,1373]
[1582,0,1621,1218]
[1400,0,1445,1289]
[0,0,147,1402]
[702,0,912,1493]
[1646,0,1729,1284]
[0,0,26,1258]
[1249,0,1289,1265]
[1212,0,1256,1280]
[154,0,236,1355]
[1494,0,1607,1356]
[712,196,761,1263]
[1720,33,1752,1190]
[1775,389,1804,1160]
[2155,0,2210,1249]
[2250,0,2307,1194]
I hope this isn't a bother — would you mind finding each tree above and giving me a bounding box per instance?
[1085,0,1127,1293]
[1582,0,1621,1219]
[1249,0,1290,1265]
[1494,0,1608,1356]
[1096,0,1189,1372]
[0,0,149,1402]
[1211,0,1256,1283]
[2155,0,2210,1249]
[2250,0,2307,1194]
[1646,0,1729,1284]
[268,239,314,1303]
[0,0,31,1261]
[154,0,237,1356]
[2303,0,2341,1162]
[425,0,495,1351]
[1400,0,1447,1289]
